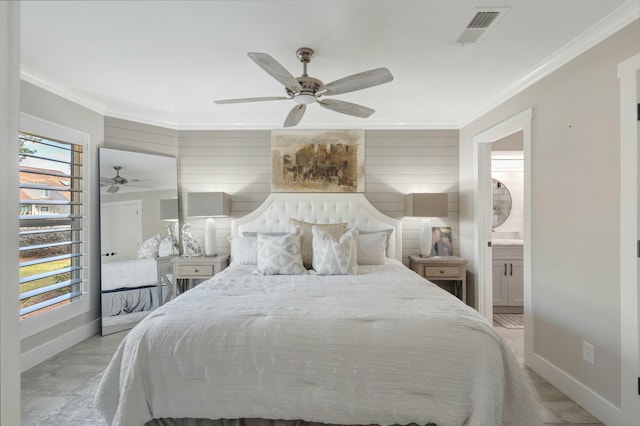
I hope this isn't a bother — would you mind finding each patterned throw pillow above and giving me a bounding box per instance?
[255,231,306,275]
[137,234,163,259]
[312,226,359,275]
[290,218,347,268]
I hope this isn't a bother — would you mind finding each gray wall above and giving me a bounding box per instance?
[176,129,460,266]
[459,20,639,415]
[102,124,461,266]
[20,81,104,355]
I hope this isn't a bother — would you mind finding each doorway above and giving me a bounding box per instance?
[473,108,532,356]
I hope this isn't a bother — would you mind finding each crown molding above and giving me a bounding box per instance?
[460,0,639,127]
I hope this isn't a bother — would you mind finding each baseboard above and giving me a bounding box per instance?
[20,318,100,372]
[528,351,622,425]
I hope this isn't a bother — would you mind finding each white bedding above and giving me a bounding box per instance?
[95,260,541,426]
[101,258,158,291]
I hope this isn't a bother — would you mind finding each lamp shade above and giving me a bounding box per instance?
[405,193,448,217]
[159,198,179,221]
[187,192,231,217]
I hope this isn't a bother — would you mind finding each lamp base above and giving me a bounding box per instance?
[204,217,217,257]
[419,218,433,257]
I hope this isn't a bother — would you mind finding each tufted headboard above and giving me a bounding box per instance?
[232,193,402,261]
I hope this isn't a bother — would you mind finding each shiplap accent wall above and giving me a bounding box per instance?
[104,120,460,265]
[104,117,179,157]
[178,129,460,265]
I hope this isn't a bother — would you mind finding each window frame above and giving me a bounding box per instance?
[19,114,91,339]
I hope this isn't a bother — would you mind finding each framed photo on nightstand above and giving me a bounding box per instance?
[431,227,453,256]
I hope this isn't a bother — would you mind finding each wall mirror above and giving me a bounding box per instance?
[492,178,512,229]
[99,147,178,335]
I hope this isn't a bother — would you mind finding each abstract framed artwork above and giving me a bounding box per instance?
[271,129,365,192]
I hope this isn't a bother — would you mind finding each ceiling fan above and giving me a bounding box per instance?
[214,47,393,127]
[100,166,149,193]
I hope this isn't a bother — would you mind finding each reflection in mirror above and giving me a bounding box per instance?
[99,148,178,335]
[492,178,512,229]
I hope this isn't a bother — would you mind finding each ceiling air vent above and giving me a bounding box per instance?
[455,8,507,45]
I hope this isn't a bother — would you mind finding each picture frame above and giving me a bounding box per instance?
[271,129,365,192]
[431,227,453,256]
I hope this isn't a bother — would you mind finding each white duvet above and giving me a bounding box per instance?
[101,258,158,291]
[95,260,542,426]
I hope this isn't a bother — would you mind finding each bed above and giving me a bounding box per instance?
[101,258,166,335]
[95,193,542,426]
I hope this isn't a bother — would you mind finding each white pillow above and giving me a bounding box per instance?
[290,218,347,268]
[255,231,306,275]
[137,234,162,259]
[357,231,387,265]
[228,235,258,266]
[312,226,358,275]
[359,228,393,256]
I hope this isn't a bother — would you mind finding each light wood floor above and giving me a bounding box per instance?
[20,322,604,425]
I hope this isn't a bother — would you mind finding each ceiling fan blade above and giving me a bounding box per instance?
[317,99,375,118]
[100,176,113,183]
[248,52,303,93]
[215,96,290,105]
[320,67,393,96]
[284,104,306,127]
[106,185,119,194]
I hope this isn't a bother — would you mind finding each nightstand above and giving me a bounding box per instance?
[171,255,229,294]
[156,255,178,303]
[409,255,468,303]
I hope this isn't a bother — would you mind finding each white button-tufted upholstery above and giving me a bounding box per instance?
[233,193,402,260]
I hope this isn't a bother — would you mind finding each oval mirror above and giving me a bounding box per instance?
[492,178,512,228]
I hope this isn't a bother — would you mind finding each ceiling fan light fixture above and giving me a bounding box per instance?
[294,93,317,105]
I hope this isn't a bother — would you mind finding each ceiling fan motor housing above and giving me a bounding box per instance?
[288,76,323,104]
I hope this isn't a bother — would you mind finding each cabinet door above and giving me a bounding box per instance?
[507,260,524,306]
[492,261,508,305]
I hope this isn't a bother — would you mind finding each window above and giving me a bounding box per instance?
[19,131,86,319]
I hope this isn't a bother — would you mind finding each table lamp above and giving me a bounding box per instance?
[405,193,448,257]
[187,192,231,256]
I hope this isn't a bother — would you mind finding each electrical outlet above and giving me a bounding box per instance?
[583,341,595,365]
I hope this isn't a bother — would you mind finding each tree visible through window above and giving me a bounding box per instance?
[19,132,85,319]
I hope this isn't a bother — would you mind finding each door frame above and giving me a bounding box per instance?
[618,52,640,423]
[473,108,532,340]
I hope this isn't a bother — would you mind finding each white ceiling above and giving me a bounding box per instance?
[20,1,638,130]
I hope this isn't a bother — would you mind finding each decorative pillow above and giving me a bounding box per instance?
[255,231,306,275]
[312,226,358,275]
[359,228,393,256]
[158,237,174,257]
[290,218,347,268]
[242,231,289,238]
[137,234,163,259]
[228,235,258,266]
[357,231,387,265]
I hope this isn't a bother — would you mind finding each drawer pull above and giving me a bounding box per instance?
[194,269,199,272]
[440,270,444,274]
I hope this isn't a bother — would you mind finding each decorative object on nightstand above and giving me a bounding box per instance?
[159,198,180,256]
[171,255,229,294]
[187,192,231,256]
[181,223,202,256]
[405,193,448,257]
[409,254,467,303]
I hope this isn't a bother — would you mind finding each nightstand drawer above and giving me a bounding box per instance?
[424,266,460,278]
[176,264,214,277]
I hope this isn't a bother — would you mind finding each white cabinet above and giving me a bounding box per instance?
[492,246,523,308]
